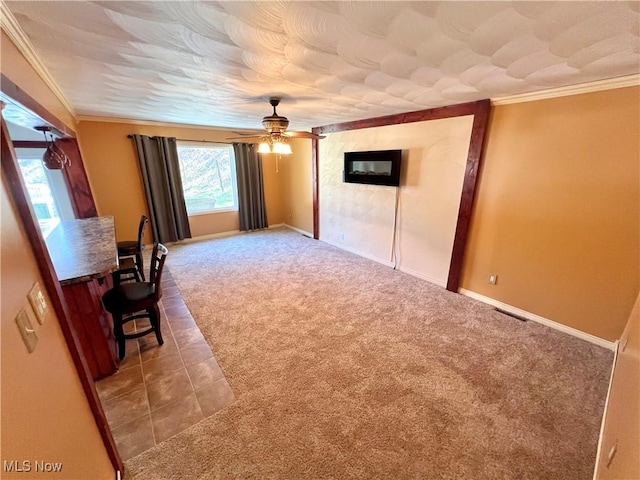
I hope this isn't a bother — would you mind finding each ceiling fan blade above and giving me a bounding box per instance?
[284,131,326,139]
[226,135,264,141]
[231,131,263,136]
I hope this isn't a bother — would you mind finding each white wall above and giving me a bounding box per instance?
[318,115,474,286]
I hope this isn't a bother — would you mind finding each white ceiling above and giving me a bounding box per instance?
[4,1,640,131]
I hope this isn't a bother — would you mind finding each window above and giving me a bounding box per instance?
[176,142,238,215]
[17,151,75,238]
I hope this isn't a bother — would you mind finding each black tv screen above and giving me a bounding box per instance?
[344,149,402,186]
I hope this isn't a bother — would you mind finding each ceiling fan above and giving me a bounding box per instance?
[227,97,325,154]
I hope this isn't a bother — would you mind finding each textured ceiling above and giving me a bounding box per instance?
[4,1,640,131]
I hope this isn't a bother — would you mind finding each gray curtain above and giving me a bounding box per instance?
[233,143,268,231]
[131,135,191,243]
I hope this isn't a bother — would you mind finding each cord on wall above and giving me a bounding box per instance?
[390,186,401,269]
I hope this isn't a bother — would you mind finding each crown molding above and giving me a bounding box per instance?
[0,1,77,118]
[491,74,640,106]
[76,114,262,133]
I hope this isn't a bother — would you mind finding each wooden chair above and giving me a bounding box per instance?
[112,257,141,286]
[117,215,148,281]
[102,243,168,360]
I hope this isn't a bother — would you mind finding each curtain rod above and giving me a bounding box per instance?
[127,134,250,145]
[176,138,237,145]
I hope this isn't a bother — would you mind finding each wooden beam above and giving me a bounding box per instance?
[311,136,319,240]
[315,102,477,135]
[11,140,48,149]
[57,138,98,218]
[1,73,75,138]
[446,99,491,292]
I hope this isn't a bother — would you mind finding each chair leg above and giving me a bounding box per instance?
[136,252,145,281]
[149,305,164,346]
[112,313,126,360]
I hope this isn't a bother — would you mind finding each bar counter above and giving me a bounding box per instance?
[46,216,119,285]
[46,216,120,379]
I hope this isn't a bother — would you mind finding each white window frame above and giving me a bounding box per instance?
[176,141,238,216]
[16,148,75,238]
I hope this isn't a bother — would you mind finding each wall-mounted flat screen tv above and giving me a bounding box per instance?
[344,149,402,186]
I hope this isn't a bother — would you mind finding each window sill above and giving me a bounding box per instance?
[187,208,238,217]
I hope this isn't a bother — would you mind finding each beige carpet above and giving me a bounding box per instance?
[126,228,612,479]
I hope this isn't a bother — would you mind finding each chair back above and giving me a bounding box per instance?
[137,215,149,251]
[149,243,168,300]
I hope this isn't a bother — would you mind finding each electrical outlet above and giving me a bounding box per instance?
[27,282,47,324]
[488,274,498,285]
[15,308,38,353]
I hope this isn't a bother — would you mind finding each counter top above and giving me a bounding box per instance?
[46,216,119,286]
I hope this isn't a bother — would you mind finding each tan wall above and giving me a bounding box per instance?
[596,292,640,479]
[1,30,75,131]
[461,87,640,341]
[1,29,113,478]
[318,116,474,286]
[261,152,285,226]
[1,178,114,479]
[76,120,286,241]
[280,138,314,234]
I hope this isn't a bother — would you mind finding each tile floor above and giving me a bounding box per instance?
[95,270,235,460]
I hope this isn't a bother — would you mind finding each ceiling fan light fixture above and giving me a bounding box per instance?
[258,141,272,154]
[226,97,323,149]
[257,131,293,155]
[273,141,292,155]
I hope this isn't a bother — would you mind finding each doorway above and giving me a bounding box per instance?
[1,82,123,474]
[6,120,75,237]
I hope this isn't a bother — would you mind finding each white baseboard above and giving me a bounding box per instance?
[320,240,451,289]
[321,238,395,268]
[171,223,286,245]
[459,289,616,351]
[283,224,313,238]
[397,265,447,288]
[175,229,241,244]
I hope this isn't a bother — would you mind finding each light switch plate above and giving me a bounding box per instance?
[15,308,38,353]
[27,282,47,325]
